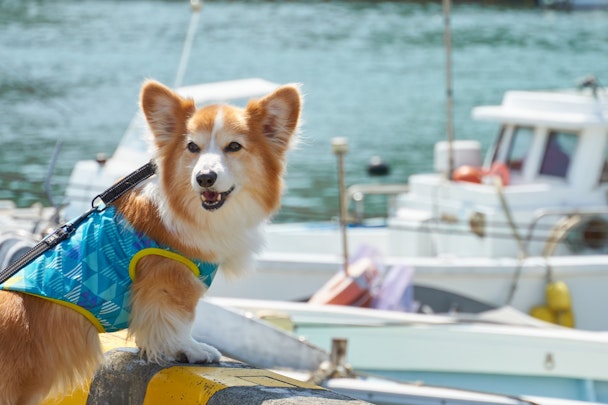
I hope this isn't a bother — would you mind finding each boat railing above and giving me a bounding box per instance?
[345,183,409,223]
[525,207,608,255]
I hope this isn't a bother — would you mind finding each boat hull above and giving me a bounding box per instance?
[208,224,608,331]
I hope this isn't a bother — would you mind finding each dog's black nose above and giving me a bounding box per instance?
[196,171,217,188]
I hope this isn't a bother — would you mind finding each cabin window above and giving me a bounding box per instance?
[539,131,576,178]
[505,127,534,171]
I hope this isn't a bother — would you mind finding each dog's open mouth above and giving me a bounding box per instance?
[200,186,234,211]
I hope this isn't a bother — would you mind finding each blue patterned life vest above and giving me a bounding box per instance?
[0,206,218,333]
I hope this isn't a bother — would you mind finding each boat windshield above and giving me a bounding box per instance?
[506,127,533,172]
[490,126,533,173]
[539,131,576,178]
[491,127,577,180]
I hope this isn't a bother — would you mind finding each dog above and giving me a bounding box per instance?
[0,79,301,405]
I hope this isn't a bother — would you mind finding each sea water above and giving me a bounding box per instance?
[1,0,607,221]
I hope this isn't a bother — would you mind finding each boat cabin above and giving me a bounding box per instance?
[390,88,608,258]
[475,90,608,190]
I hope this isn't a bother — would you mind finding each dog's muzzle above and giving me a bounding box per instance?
[200,186,234,211]
[196,171,235,211]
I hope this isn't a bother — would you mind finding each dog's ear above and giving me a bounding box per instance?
[140,80,195,148]
[247,84,302,153]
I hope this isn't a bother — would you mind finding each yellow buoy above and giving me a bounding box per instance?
[557,310,576,328]
[546,280,572,312]
[530,305,557,323]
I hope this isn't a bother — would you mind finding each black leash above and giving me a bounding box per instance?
[0,160,157,285]
[93,160,157,208]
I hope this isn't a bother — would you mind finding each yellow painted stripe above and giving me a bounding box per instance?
[43,331,325,405]
[142,366,225,404]
[142,366,323,405]
[41,389,89,405]
[182,366,322,390]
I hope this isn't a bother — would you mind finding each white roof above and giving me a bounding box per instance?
[472,89,608,130]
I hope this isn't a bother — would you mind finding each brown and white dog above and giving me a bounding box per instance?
[0,80,301,405]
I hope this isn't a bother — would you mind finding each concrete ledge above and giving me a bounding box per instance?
[47,343,370,405]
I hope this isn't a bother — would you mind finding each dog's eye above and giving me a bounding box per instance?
[187,141,201,153]
[225,142,242,153]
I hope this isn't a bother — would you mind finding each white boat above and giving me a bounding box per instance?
[196,296,608,404]
[202,83,608,332]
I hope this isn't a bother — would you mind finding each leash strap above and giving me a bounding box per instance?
[93,160,157,208]
[0,209,94,285]
[0,160,157,285]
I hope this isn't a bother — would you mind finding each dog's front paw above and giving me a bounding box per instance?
[177,340,221,364]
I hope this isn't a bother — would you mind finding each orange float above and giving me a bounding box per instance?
[308,257,378,307]
[452,162,510,186]
[452,165,483,184]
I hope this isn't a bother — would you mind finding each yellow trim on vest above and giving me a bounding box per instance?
[21,293,106,333]
[129,248,201,280]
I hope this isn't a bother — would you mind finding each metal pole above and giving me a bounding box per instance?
[332,137,349,276]
[443,0,455,179]
[174,0,203,89]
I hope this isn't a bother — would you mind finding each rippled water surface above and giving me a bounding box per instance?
[1,0,607,221]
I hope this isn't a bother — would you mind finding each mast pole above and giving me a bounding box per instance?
[443,0,455,179]
[174,0,203,88]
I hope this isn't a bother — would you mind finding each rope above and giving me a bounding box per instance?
[542,214,582,258]
[492,175,530,306]
[493,176,527,257]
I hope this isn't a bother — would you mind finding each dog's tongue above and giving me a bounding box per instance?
[203,190,220,202]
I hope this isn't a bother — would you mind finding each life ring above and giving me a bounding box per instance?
[487,162,510,186]
[452,165,483,184]
[308,257,378,307]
